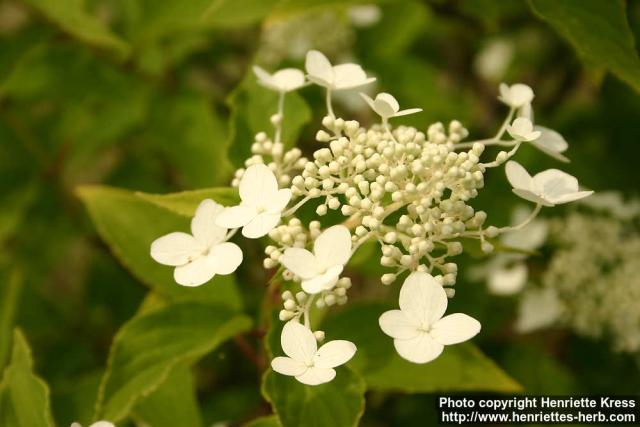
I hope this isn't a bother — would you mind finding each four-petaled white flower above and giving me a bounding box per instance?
[498,83,534,109]
[150,199,242,287]
[216,164,292,238]
[71,422,115,427]
[360,92,422,122]
[305,50,375,91]
[271,320,356,385]
[530,126,570,163]
[379,272,481,364]
[280,225,351,294]
[506,117,540,142]
[253,66,306,93]
[505,160,593,207]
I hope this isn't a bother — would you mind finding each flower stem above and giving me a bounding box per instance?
[499,203,542,233]
[325,89,335,118]
[275,91,285,144]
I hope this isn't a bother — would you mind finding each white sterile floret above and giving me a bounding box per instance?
[150,200,242,287]
[253,65,306,93]
[271,320,356,385]
[305,50,375,91]
[505,161,593,207]
[280,225,352,294]
[530,126,570,163]
[216,164,292,238]
[71,422,115,427]
[506,117,540,142]
[379,272,481,364]
[498,83,534,108]
[360,92,422,122]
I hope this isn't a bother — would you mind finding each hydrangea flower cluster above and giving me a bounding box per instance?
[150,51,593,385]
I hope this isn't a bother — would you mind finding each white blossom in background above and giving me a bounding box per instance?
[506,117,540,142]
[280,225,352,294]
[515,287,563,333]
[348,5,382,27]
[360,92,422,122]
[517,208,640,352]
[305,50,375,91]
[506,160,593,206]
[379,272,481,363]
[474,38,514,82]
[216,163,292,238]
[252,66,306,93]
[271,320,356,385]
[150,200,242,287]
[71,422,115,427]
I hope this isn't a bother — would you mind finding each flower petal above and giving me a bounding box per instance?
[305,50,333,86]
[173,256,216,287]
[271,356,307,377]
[215,205,256,229]
[281,247,322,279]
[430,313,481,345]
[150,232,203,266]
[393,333,444,364]
[253,65,275,90]
[533,169,578,200]
[91,423,115,427]
[515,288,563,333]
[281,320,317,362]
[242,212,281,238]
[333,64,374,90]
[531,126,569,163]
[313,225,352,268]
[295,367,336,385]
[359,92,376,110]
[272,68,306,92]
[265,188,291,213]
[550,190,594,204]
[239,163,279,206]
[314,340,357,369]
[379,309,420,340]
[399,272,448,326]
[206,242,243,275]
[505,160,532,190]
[512,188,553,206]
[394,107,422,117]
[191,199,226,247]
[301,265,343,294]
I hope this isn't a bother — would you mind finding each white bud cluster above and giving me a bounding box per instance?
[263,218,309,269]
[232,131,308,188]
[286,116,497,288]
[278,290,309,321]
[315,277,351,308]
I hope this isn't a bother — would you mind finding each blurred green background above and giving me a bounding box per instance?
[1,0,640,426]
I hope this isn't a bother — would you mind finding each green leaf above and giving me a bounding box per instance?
[322,303,522,393]
[243,415,282,427]
[77,185,242,308]
[133,364,203,427]
[529,0,640,93]
[227,74,311,167]
[261,315,366,427]
[0,270,23,370]
[21,0,130,57]
[0,330,55,427]
[136,187,239,217]
[148,91,232,187]
[95,301,251,422]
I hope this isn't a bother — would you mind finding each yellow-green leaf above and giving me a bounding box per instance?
[0,330,54,427]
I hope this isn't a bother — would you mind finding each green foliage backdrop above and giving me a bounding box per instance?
[1,0,640,426]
